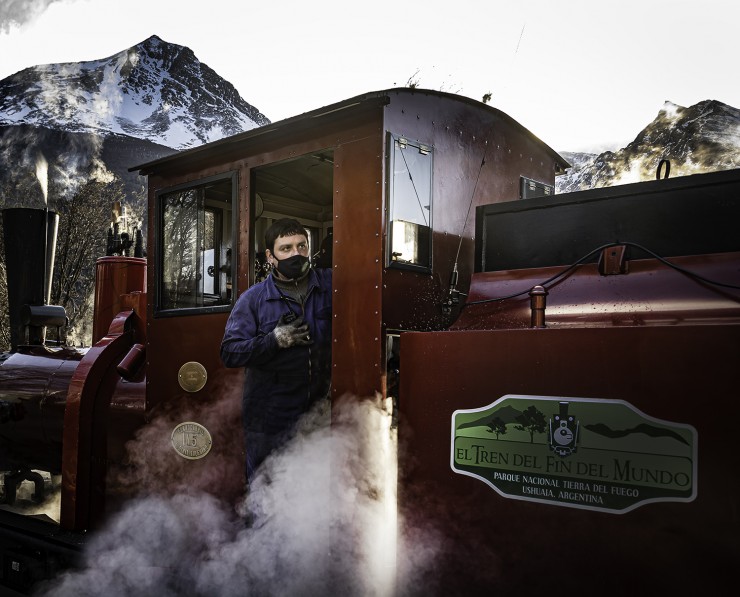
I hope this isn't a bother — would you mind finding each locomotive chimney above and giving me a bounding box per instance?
[2,207,61,350]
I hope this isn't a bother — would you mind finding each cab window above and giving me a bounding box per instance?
[387,134,433,271]
[156,174,236,315]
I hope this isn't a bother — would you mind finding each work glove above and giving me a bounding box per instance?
[273,313,312,348]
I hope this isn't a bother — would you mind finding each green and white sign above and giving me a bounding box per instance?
[451,395,697,513]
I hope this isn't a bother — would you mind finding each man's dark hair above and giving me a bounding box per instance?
[265,218,309,253]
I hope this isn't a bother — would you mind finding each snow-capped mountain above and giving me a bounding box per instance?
[0,35,269,150]
[557,100,740,193]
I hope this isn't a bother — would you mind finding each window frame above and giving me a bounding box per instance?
[385,132,434,273]
[154,171,238,318]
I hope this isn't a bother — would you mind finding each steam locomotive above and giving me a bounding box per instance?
[1,88,738,595]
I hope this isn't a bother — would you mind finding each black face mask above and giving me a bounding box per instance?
[274,254,310,279]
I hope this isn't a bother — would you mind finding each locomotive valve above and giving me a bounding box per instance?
[529,285,548,328]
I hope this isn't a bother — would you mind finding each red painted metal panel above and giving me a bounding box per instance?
[455,252,740,330]
[92,257,146,344]
[379,91,565,333]
[399,324,740,594]
[332,132,385,398]
[61,311,136,531]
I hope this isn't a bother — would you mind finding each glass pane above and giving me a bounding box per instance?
[158,177,234,313]
[161,189,203,309]
[203,210,215,295]
[389,137,432,269]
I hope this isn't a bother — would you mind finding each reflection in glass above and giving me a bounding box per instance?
[389,136,432,269]
[159,178,233,312]
[162,189,203,309]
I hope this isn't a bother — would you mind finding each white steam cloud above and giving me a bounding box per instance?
[37,394,441,596]
[35,152,48,202]
[32,62,117,196]
[0,0,66,33]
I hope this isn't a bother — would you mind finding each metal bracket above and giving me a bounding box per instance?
[598,245,629,276]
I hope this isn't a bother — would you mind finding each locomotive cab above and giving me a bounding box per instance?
[134,87,566,434]
[2,88,568,593]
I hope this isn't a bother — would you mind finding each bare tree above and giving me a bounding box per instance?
[50,178,126,345]
[0,219,9,352]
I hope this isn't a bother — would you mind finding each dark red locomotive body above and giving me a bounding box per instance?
[400,168,740,595]
[1,88,738,595]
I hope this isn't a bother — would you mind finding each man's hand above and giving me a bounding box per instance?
[273,314,312,348]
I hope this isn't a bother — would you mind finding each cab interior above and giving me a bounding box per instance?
[252,149,335,282]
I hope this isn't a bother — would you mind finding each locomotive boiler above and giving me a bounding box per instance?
[0,88,738,595]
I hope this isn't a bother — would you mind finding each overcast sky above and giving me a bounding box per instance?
[1,0,738,152]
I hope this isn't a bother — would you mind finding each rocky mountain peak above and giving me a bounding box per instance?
[0,34,270,150]
[557,99,740,193]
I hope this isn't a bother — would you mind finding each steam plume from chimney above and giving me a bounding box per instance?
[35,152,48,203]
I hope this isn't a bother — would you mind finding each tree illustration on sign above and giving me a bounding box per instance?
[487,417,507,439]
[514,406,547,443]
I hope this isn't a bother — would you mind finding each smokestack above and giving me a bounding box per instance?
[2,207,60,349]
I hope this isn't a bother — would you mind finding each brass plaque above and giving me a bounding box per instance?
[171,422,213,460]
[178,361,207,392]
